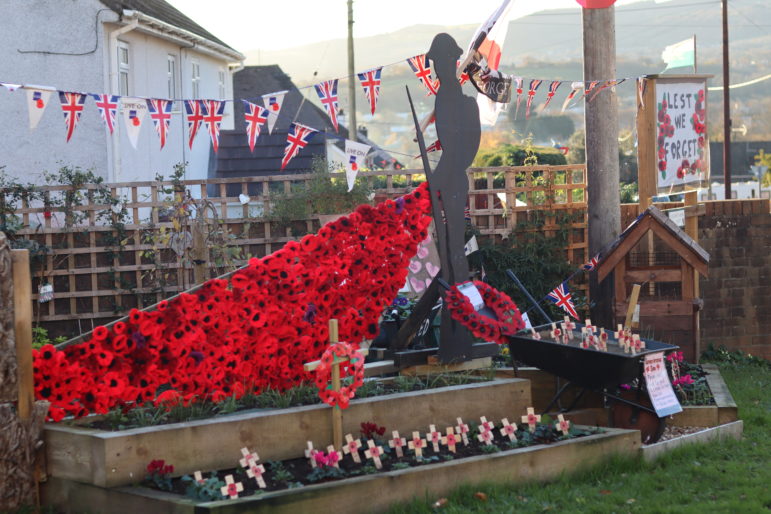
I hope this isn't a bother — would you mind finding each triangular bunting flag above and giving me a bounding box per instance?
[457,60,470,85]
[413,139,441,159]
[547,282,580,320]
[1,83,21,92]
[314,79,340,132]
[58,91,87,142]
[184,100,204,149]
[561,82,583,112]
[513,77,524,120]
[582,253,600,271]
[540,81,562,114]
[25,86,54,130]
[261,90,287,135]
[589,78,626,102]
[281,122,317,170]
[243,100,269,152]
[357,67,382,115]
[344,139,371,192]
[525,79,542,119]
[582,81,600,101]
[146,99,173,149]
[637,77,648,109]
[121,97,147,149]
[407,54,439,96]
[91,94,119,135]
[202,100,225,153]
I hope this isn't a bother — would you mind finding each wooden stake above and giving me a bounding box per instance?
[624,283,642,330]
[12,250,33,421]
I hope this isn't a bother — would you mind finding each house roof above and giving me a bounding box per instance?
[98,0,236,52]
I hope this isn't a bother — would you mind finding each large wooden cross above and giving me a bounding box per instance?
[303,319,368,449]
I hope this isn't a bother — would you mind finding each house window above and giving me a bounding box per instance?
[167,55,177,99]
[191,61,200,98]
[218,69,226,99]
[118,41,130,96]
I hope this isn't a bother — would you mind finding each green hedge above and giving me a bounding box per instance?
[474,144,568,167]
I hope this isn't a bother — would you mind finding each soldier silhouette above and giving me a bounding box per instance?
[424,33,481,362]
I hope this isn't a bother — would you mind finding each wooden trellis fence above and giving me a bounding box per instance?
[2,164,587,334]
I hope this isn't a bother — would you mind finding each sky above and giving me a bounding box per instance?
[166,0,653,52]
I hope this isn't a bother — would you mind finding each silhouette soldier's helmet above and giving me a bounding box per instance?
[425,33,463,64]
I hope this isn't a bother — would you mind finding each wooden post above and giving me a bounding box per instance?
[583,5,621,330]
[0,233,17,403]
[12,249,33,420]
[624,283,641,330]
[636,78,657,214]
[684,190,701,362]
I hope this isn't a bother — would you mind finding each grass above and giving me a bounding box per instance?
[388,358,771,513]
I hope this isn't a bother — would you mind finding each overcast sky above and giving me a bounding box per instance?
[166,0,654,52]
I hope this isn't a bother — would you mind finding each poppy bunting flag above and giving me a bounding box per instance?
[91,94,119,135]
[281,122,318,170]
[261,90,287,135]
[525,79,542,119]
[121,97,147,149]
[357,67,382,115]
[58,91,87,142]
[146,99,173,149]
[547,282,580,320]
[202,100,225,153]
[407,54,439,96]
[513,77,524,120]
[26,86,54,129]
[540,81,562,114]
[184,100,204,149]
[242,100,269,152]
[314,79,340,132]
[1,83,21,92]
[344,139,371,191]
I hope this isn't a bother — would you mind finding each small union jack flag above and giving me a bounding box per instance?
[281,123,318,170]
[525,79,542,119]
[540,81,562,114]
[407,55,439,96]
[91,94,119,135]
[456,60,469,85]
[242,100,269,152]
[58,91,87,142]
[589,78,626,102]
[357,67,382,115]
[314,79,340,132]
[202,100,225,153]
[513,77,524,120]
[413,139,441,159]
[582,254,600,271]
[184,100,205,149]
[146,99,173,149]
[547,282,580,320]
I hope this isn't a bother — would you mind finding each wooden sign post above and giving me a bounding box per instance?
[303,319,368,449]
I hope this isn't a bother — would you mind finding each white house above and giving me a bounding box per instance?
[0,0,244,185]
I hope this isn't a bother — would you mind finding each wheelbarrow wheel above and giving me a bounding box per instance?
[608,396,667,444]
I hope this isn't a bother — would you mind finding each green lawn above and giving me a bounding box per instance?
[389,360,770,513]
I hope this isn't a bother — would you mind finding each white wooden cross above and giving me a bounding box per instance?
[599,328,608,351]
[456,417,470,446]
[442,427,459,453]
[220,474,244,499]
[342,434,363,463]
[555,414,571,436]
[499,418,518,442]
[408,431,427,459]
[305,441,318,468]
[326,445,341,468]
[193,470,205,484]
[584,318,597,334]
[550,322,562,341]
[364,439,384,469]
[614,324,624,343]
[631,334,643,354]
[389,430,407,458]
[580,327,590,349]
[428,424,442,452]
[521,407,541,433]
[563,316,576,338]
[530,327,541,340]
[479,416,494,433]
[246,462,267,489]
[239,447,258,468]
[477,426,494,445]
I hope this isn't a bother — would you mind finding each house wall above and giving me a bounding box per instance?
[0,0,236,186]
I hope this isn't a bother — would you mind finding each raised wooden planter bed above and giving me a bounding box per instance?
[44,377,530,488]
[668,363,738,427]
[42,427,640,514]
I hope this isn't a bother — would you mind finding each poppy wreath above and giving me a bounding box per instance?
[32,183,433,421]
[444,281,526,345]
[313,342,365,409]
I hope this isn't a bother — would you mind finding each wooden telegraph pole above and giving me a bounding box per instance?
[581,0,620,329]
[347,0,358,142]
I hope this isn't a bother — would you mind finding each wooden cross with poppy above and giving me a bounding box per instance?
[305,441,318,468]
[456,417,470,446]
[499,418,518,442]
[521,407,541,433]
[408,431,426,459]
[427,424,442,452]
[303,319,368,448]
[342,434,363,463]
[389,430,407,458]
[364,439,384,469]
[220,475,243,499]
[442,427,459,453]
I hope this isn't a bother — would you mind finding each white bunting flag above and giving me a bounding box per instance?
[344,139,370,191]
[121,97,147,149]
[25,86,55,130]
[261,90,287,135]
[464,235,479,256]
[1,83,21,92]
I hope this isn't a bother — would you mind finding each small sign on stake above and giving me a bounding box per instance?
[644,351,683,417]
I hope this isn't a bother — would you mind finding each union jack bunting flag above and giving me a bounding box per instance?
[413,139,441,159]
[525,79,543,119]
[407,55,439,96]
[184,100,205,149]
[314,79,340,132]
[242,100,269,152]
[357,67,382,115]
[582,81,601,101]
[540,81,562,114]
[202,100,225,153]
[58,91,87,142]
[589,78,626,102]
[547,282,580,320]
[582,254,600,271]
[456,60,469,85]
[513,77,524,120]
[146,99,173,149]
[281,123,318,170]
[561,82,583,112]
[91,94,119,135]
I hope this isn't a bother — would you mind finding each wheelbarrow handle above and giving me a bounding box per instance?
[505,269,553,325]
